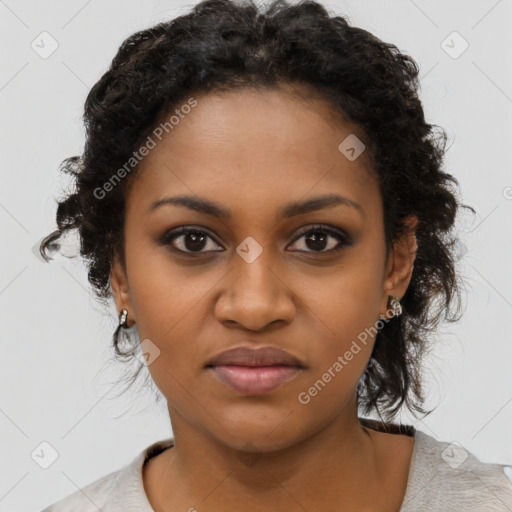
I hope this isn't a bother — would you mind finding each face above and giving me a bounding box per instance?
[111,84,417,451]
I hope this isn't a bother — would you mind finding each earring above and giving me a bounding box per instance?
[119,308,128,328]
[379,295,402,320]
[388,295,402,316]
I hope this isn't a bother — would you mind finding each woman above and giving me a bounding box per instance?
[40,0,512,510]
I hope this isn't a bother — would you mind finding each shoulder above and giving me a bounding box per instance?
[40,466,124,512]
[401,430,512,511]
[40,438,174,512]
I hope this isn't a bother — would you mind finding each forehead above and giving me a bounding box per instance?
[127,85,381,222]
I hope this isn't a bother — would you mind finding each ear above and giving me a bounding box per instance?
[379,215,418,319]
[110,253,136,327]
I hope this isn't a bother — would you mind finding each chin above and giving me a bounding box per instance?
[208,410,311,453]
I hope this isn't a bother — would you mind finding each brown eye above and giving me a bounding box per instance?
[287,225,352,254]
[161,228,223,254]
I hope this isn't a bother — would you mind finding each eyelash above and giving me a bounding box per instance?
[159,224,352,256]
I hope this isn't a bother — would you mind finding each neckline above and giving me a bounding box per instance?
[358,416,416,437]
[122,419,420,511]
[358,417,418,510]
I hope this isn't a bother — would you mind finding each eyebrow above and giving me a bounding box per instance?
[148,193,365,219]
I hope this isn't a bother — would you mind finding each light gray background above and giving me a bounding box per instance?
[1,0,511,510]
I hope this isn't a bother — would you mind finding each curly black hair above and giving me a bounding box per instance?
[40,0,475,422]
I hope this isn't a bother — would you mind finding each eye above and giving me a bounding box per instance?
[161,227,223,254]
[287,225,351,254]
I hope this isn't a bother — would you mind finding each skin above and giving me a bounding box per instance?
[110,82,418,512]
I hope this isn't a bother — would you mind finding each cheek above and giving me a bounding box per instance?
[123,233,208,339]
[134,315,205,414]
[299,249,384,391]
[299,324,374,415]
[122,241,210,392]
[307,256,384,345]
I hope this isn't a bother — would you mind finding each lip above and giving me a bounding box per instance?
[205,346,304,367]
[207,365,302,394]
[205,346,305,395]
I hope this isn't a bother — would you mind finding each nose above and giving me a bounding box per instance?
[214,250,296,331]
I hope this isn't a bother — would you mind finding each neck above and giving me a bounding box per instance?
[150,396,390,511]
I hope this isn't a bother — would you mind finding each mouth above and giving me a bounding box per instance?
[205,364,302,394]
[205,345,305,395]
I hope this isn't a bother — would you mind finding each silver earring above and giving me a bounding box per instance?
[379,295,402,320]
[119,308,128,328]
[388,295,402,317]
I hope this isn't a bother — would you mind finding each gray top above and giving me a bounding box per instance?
[41,429,512,511]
